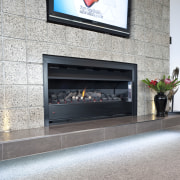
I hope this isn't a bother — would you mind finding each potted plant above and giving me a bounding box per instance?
[142,75,180,117]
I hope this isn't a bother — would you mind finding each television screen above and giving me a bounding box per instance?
[47,0,130,37]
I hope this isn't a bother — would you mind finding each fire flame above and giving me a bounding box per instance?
[82,88,86,98]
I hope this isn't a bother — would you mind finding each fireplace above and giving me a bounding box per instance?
[43,55,137,126]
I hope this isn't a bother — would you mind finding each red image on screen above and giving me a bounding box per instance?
[83,0,99,7]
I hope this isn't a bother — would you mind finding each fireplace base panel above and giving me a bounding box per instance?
[49,101,132,124]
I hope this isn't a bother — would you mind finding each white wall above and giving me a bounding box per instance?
[170,0,180,111]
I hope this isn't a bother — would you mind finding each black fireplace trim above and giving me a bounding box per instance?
[43,55,137,126]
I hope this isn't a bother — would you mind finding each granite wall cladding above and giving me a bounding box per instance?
[0,0,170,132]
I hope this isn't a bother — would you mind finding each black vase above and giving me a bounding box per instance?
[154,92,167,117]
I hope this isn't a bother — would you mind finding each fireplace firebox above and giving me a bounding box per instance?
[43,55,137,126]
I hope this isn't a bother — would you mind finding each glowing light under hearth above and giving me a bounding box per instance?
[2,109,10,132]
[152,101,156,114]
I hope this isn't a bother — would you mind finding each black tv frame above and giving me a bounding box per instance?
[47,0,131,38]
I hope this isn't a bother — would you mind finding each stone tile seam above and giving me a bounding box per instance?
[59,135,62,149]
[103,128,106,141]
[0,128,106,143]
[2,148,63,162]
[135,123,137,134]
[2,12,46,21]
[60,135,62,149]
[1,143,3,161]
[0,60,44,65]
[60,140,106,152]
[0,106,44,109]
[60,128,105,136]
[1,36,47,43]
[0,84,43,86]
[0,106,43,110]
[54,127,106,136]
[1,36,26,41]
[0,134,62,144]
[0,128,105,144]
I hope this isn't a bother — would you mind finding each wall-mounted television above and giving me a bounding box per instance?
[47,0,131,38]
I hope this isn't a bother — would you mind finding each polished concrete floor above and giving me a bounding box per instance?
[1,125,180,180]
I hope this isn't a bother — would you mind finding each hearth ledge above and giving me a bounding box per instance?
[0,114,180,161]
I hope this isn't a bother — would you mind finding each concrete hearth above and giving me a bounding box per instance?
[0,114,180,161]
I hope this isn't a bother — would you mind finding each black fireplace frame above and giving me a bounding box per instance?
[43,55,137,126]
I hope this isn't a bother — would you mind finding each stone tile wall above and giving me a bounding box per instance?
[0,0,170,131]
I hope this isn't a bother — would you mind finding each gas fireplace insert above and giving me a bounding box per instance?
[43,55,137,126]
